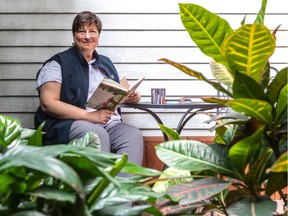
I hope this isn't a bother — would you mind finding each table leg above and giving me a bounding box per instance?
[134,107,169,142]
[176,108,211,134]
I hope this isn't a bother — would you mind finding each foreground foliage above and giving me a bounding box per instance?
[0,114,166,216]
[153,0,287,215]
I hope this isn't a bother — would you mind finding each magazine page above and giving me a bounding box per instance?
[126,77,145,97]
[86,76,145,111]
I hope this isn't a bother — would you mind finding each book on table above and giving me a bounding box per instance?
[85,76,145,111]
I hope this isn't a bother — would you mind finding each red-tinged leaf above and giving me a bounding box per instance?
[157,177,230,209]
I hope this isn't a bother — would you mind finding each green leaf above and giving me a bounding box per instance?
[122,161,162,176]
[25,144,121,168]
[0,114,22,148]
[27,122,44,146]
[179,3,233,66]
[275,83,288,124]
[244,148,273,187]
[265,172,287,196]
[233,71,268,101]
[210,59,234,88]
[267,67,288,103]
[224,24,276,83]
[159,58,232,97]
[155,140,235,176]
[203,97,273,125]
[254,0,268,24]
[91,182,162,216]
[87,154,128,206]
[68,131,100,149]
[0,173,18,195]
[227,196,276,216]
[158,124,181,140]
[227,99,273,125]
[269,151,288,172]
[229,126,265,176]
[0,152,85,199]
[29,187,76,203]
[9,210,47,216]
[260,62,271,89]
[152,167,192,194]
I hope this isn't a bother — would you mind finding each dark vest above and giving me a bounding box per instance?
[34,47,119,145]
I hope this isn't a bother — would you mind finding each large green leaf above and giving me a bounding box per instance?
[155,140,235,176]
[223,24,275,83]
[229,126,265,176]
[275,83,288,124]
[267,67,288,103]
[179,3,233,66]
[233,71,268,101]
[203,97,273,125]
[227,196,276,216]
[39,144,159,176]
[0,152,85,199]
[159,58,232,96]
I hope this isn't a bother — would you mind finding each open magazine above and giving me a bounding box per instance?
[85,76,145,111]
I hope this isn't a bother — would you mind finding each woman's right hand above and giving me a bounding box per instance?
[87,109,115,124]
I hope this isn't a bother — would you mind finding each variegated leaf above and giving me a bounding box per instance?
[203,97,273,125]
[210,59,234,88]
[179,3,233,66]
[223,24,275,83]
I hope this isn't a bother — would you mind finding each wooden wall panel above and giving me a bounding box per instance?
[0,0,287,137]
[1,0,287,13]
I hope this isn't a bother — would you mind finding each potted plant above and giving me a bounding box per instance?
[152,0,287,215]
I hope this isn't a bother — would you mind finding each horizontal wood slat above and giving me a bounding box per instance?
[1,62,285,80]
[1,30,287,47]
[0,14,287,31]
[0,80,219,96]
[1,47,287,64]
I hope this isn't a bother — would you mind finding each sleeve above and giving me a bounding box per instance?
[36,60,62,90]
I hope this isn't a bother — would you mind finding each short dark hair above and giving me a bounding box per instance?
[72,11,102,35]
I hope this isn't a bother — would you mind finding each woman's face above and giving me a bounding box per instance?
[74,23,99,58]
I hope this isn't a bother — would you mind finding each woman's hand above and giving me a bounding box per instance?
[125,91,141,104]
[87,109,115,124]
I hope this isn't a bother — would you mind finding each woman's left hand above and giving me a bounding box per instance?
[125,91,141,104]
